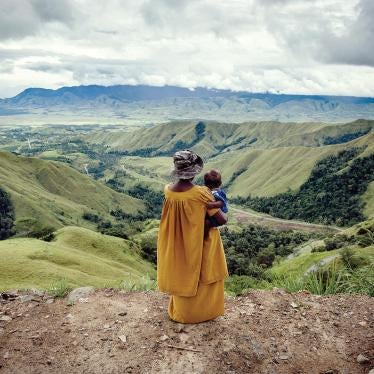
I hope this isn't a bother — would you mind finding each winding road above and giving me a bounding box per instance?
[231,206,342,234]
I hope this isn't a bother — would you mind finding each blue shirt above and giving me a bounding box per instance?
[208,189,228,228]
[212,189,228,213]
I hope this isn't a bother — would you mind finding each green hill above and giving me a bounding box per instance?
[208,131,374,197]
[87,119,374,158]
[271,219,374,278]
[0,151,144,234]
[0,226,155,291]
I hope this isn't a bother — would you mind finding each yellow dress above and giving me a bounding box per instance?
[157,184,229,323]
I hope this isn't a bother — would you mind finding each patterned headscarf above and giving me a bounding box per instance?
[171,149,204,179]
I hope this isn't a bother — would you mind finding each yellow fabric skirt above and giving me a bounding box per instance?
[168,280,224,324]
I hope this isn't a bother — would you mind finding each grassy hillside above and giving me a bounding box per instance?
[270,246,374,278]
[208,132,374,198]
[87,119,374,158]
[363,182,374,217]
[226,219,374,296]
[0,151,144,234]
[106,132,374,212]
[0,226,155,291]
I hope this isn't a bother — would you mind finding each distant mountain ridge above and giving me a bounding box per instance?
[1,84,374,123]
[6,84,374,105]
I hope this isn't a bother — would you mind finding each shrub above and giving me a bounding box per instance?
[225,275,271,296]
[82,212,101,223]
[139,236,157,264]
[344,264,374,296]
[340,247,365,271]
[48,279,71,298]
[256,245,276,268]
[27,225,56,242]
[120,274,156,292]
[0,187,15,240]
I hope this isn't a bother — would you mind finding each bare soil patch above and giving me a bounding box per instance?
[0,289,373,373]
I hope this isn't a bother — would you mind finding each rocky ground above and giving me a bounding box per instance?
[0,289,373,374]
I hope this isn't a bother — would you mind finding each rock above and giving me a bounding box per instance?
[279,354,289,360]
[358,321,367,327]
[3,351,9,359]
[179,333,189,343]
[368,369,374,374]
[118,311,127,316]
[290,302,299,308]
[0,316,12,322]
[174,323,185,333]
[118,335,127,343]
[357,354,370,364]
[32,289,45,297]
[45,299,54,304]
[19,295,38,303]
[67,287,94,303]
[159,334,169,341]
[1,292,18,301]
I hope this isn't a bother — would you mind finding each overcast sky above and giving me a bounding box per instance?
[0,0,373,98]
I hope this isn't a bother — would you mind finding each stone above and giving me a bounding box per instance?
[118,311,127,316]
[357,354,370,364]
[0,316,12,322]
[118,335,127,343]
[179,333,189,343]
[19,295,38,303]
[174,323,185,333]
[46,299,54,304]
[67,287,94,303]
[368,369,374,374]
[159,334,169,341]
[32,289,45,297]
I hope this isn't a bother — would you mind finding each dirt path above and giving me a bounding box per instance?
[1,289,373,374]
[231,206,342,234]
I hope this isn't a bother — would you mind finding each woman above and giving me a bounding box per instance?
[157,150,229,323]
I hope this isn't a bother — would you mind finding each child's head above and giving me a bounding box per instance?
[204,169,222,190]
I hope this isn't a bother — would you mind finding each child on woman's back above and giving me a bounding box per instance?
[204,169,228,237]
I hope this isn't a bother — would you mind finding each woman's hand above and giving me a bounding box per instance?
[206,200,224,209]
[212,210,227,226]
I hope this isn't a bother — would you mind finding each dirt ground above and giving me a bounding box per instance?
[0,289,373,374]
[231,207,341,234]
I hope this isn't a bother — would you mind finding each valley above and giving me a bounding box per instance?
[0,117,373,299]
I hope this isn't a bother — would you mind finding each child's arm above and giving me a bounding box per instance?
[206,200,224,209]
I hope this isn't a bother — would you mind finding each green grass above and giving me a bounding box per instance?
[362,181,374,218]
[0,226,155,291]
[0,151,144,233]
[47,279,72,298]
[270,246,374,278]
[270,250,341,278]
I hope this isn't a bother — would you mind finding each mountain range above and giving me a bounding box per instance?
[1,84,374,123]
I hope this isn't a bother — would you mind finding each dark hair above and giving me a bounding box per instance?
[204,169,222,189]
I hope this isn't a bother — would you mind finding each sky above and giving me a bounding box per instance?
[0,0,374,98]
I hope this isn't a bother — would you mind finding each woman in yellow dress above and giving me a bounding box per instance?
[157,150,229,323]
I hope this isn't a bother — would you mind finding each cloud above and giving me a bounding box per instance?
[0,0,373,97]
[0,0,74,40]
[323,0,374,66]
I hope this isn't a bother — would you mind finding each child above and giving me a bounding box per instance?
[204,169,228,237]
